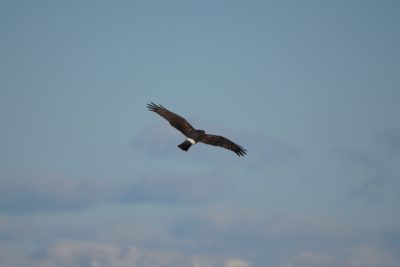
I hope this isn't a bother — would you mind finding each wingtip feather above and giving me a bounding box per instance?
[147,102,159,111]
[236,147,247,156]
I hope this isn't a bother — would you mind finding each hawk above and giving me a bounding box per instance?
[147,102,247,156]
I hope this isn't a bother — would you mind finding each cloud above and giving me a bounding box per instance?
[0,175,125,213]
[168,208,397,266]
[119,171,232,205]
[33,241,190,267]
[333,145,400,202]
[135,123,299,170]
[278,251,335,267]
[0,240,252,267]
[0,245,30,267]
[225,258,251,267]
[0,215,34,241]
[347,245,399,267]
[0,170,232,214]
[278,245,399,267]
[170,208,358,264]
[173,208,351,241]
[183,130,301,173]
[1,208,399,267]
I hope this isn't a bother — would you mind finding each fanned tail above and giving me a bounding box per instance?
[178,140,192,151]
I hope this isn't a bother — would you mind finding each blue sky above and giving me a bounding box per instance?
[1,1,400,266]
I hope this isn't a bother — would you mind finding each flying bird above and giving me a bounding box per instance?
[147,102,247,156]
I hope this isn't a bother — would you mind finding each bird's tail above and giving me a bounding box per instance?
[178,140,192,151]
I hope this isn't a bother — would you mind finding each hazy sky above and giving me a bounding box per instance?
[1,1,400,266]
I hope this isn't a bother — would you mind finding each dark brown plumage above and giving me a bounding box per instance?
[199,134,247,157]
[147,102,247,156]
[147,102,195,136]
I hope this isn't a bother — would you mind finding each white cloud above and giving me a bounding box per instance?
[225,258,251,267]
[1,208,399,267]
[173,208,353,243]
[279,251,335,267]
[278,245,399,267]
[0,240,252,267]
[33,241,189,267]
[347,245,398,267]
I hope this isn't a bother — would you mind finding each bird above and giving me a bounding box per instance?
[147,102,247,156]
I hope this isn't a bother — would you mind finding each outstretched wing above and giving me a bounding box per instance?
[199,134,247,156]
[147,102,194,136]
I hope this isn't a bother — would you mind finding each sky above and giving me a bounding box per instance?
[1,0,400,266]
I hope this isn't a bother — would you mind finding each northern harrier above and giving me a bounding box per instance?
[147,102,247,156]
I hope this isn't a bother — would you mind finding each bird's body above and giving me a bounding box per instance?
[178,130,205,151]
[147,102,247,156]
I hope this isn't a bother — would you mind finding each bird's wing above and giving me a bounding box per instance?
[199,134,247,156]
[147,102,195,136]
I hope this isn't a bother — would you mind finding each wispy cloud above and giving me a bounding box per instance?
[0,175,124,213]
[0,240,251,267]
[278,245,399,267]
[1,208,398,267]
[333,144,400,202]
[0,170,232,214]
[34,241,190,267]
[171,208,400,266]
[170,208,359,264]
[183,130,299,171]
[119,171,232,205]
[134,123,299,170]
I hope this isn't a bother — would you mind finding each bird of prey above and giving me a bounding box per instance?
[147,102,247,156]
